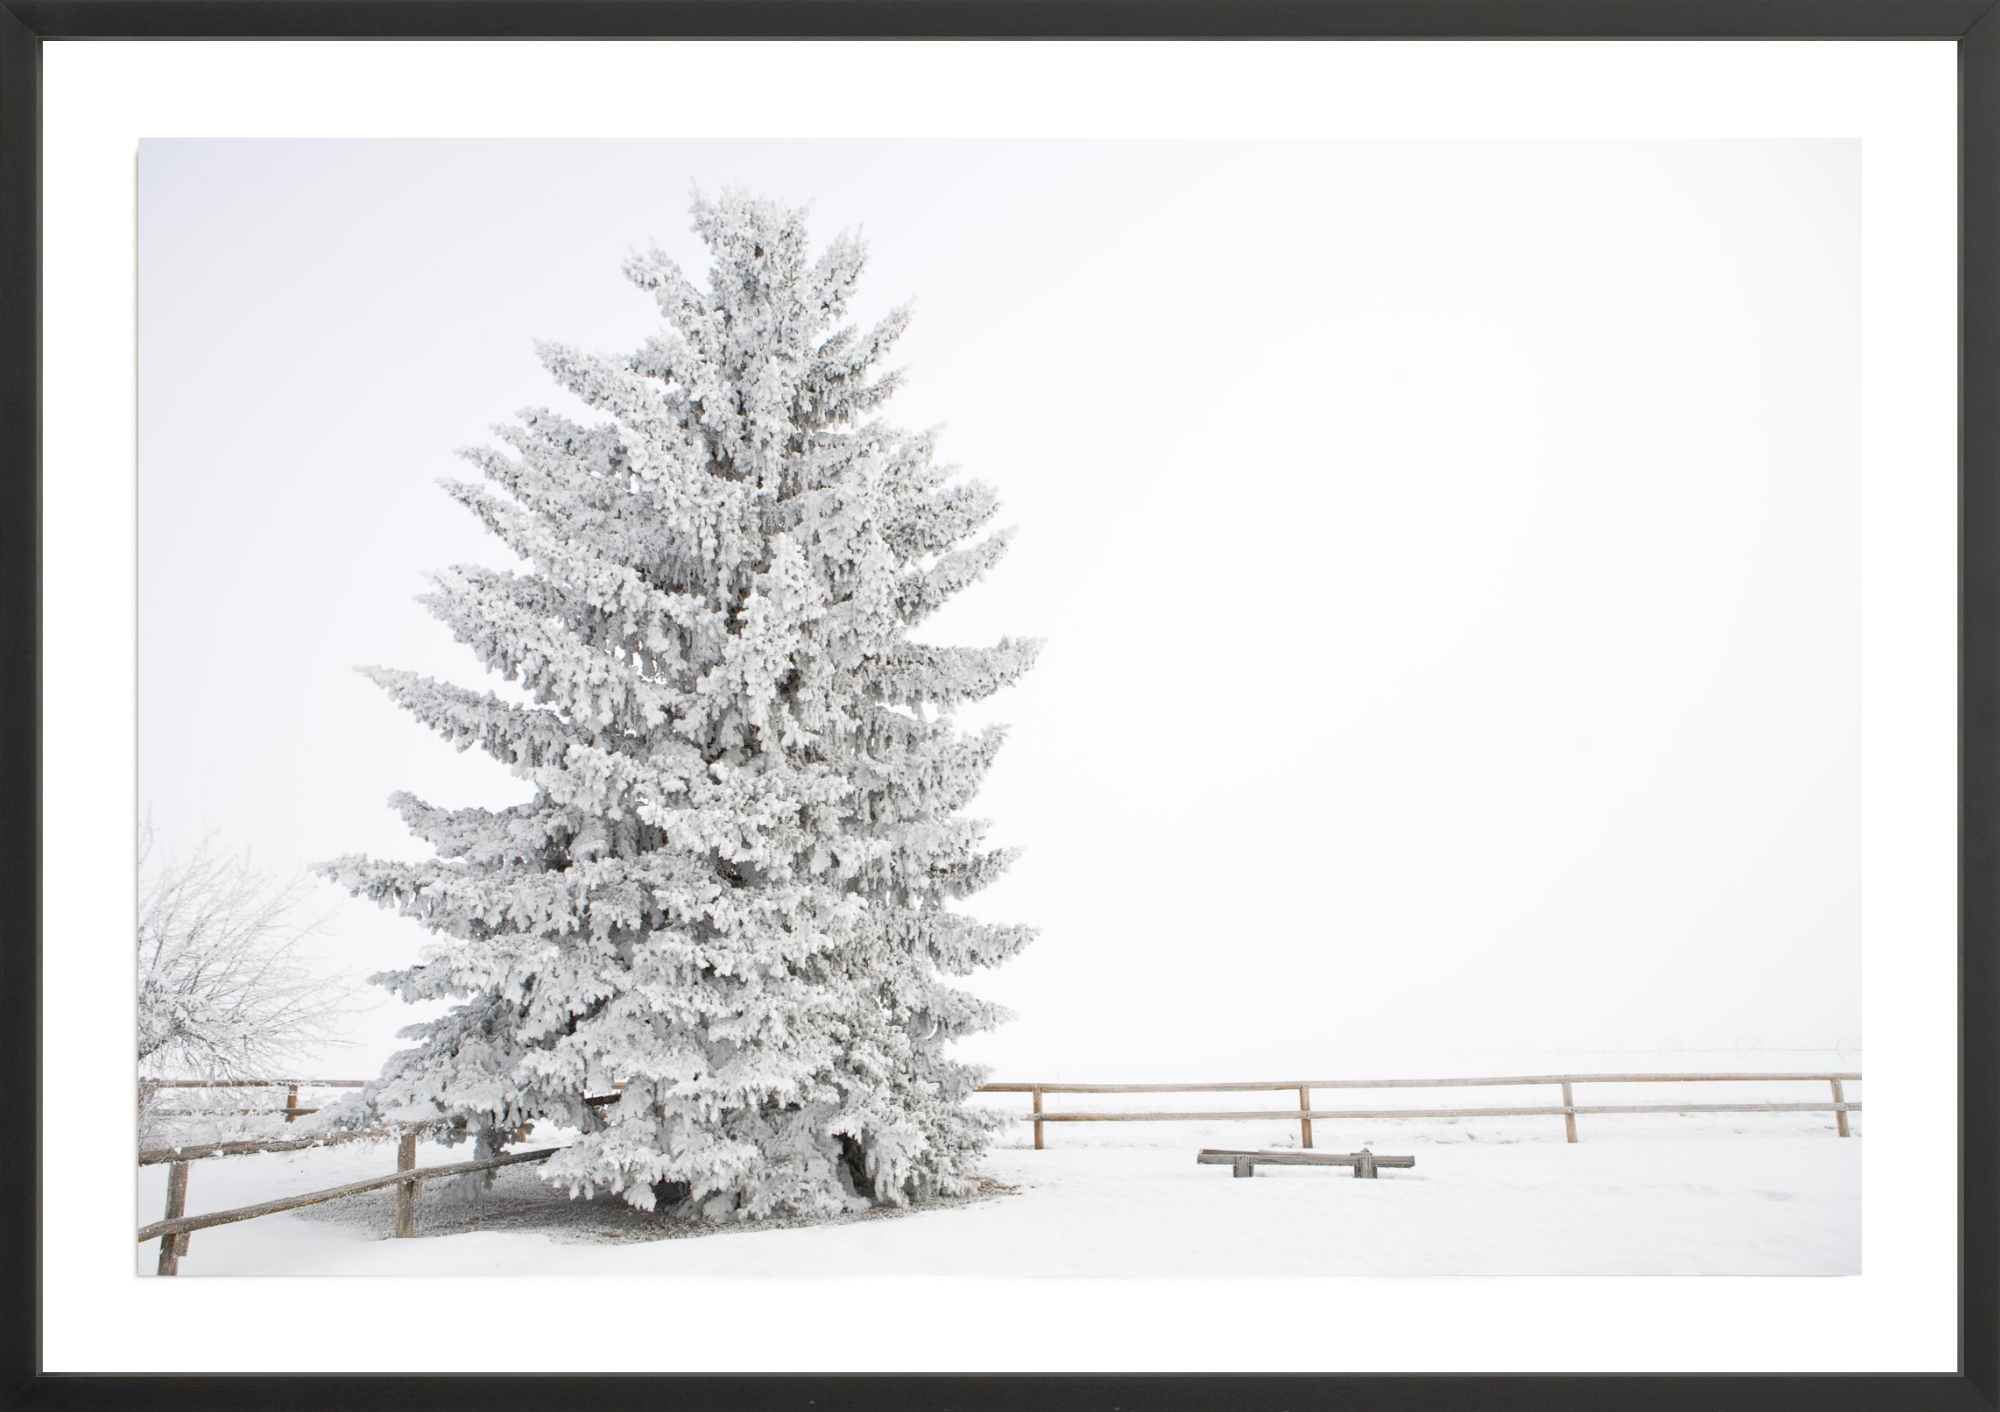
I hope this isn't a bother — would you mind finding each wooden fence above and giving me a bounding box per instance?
[142,1080,450,1274]
[135,1070,1861,1273]
[980,1071,1862,1149]
[139,1123,550,1275]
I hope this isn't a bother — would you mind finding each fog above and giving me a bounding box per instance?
[138,138,1861,1082]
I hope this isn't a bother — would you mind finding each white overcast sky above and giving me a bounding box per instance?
[137,138,1860,1080]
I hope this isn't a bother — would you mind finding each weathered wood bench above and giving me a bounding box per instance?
[1198,1147,1415,1179]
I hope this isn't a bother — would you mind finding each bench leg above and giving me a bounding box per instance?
[1355,1151,1377,1179]
[1232,1160,1254,1178]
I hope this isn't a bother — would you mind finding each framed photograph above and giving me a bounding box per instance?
[5,5,1991,1410]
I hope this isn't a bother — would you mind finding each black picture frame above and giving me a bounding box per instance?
[2,4,1990,1409]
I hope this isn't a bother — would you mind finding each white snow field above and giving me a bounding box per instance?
[138,1099,1860,1277]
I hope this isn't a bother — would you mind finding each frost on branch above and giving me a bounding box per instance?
[320,189,1038,1220]
[139,822,361,1145]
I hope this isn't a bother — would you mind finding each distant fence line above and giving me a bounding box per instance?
[143,1071,1865,1153]
[979,1072,1862,1149]
[136,1070,1861,1272]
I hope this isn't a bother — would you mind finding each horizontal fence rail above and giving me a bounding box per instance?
[143,1078,369,1124]
[978,1072,1862,1149]
[138,1128,397,1167]
[979,1073,1855,1092]
[146,1079,371,1088]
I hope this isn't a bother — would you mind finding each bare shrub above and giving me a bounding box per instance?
[138,821,362,1144]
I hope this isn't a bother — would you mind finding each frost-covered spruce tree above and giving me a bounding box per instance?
[322,190,1037,1220]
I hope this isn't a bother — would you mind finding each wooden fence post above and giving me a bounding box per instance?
[1831,1078,1849,1137]
[1561,1081,1577,1143]
[1298,1086,1313,1149]
[1032,1088,1044,1151]
[283,1084,301,1124]
[394,1131,418,1238]
[157,1161,189,1276]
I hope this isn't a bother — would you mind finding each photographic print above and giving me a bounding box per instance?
[135,137,1863,1280]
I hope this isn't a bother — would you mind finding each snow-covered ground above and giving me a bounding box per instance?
[138,1101,1860,1277]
